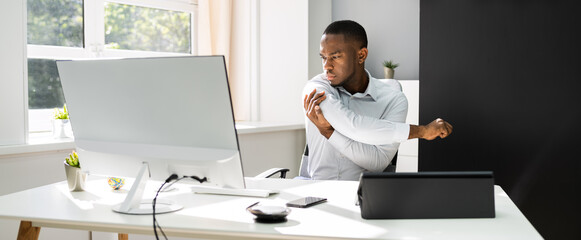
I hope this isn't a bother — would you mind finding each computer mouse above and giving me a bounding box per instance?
[247,204,291,223]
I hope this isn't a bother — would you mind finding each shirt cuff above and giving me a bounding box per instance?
[393,123,410,142]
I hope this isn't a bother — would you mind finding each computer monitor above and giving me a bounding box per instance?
[56,56,274,215]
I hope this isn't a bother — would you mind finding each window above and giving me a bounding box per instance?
[27,0,197,133]
[27,0,84,48]
[105,2,191,53]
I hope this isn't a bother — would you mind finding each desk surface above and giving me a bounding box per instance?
[0,177,542,240]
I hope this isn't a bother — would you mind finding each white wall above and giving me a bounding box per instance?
[231,0,325,123]
[308,0,332,79]
[332,0,420,80]
[258,0,309,123]
[0,0,27,145]
[238,129,305,178]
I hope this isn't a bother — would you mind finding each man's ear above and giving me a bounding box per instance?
[358,47,368,64]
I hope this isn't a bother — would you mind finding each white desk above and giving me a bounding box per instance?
[0,177,542,240]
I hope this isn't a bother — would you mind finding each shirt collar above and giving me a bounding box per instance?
[337,69,380,101]
[365,70,381,101]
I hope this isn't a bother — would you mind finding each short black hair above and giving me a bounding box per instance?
[323,20,368,49]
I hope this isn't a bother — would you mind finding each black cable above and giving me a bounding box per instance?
[152,174,207,240]
[189,176,208,183]
[153,182,165,240]
[153,174,179,240]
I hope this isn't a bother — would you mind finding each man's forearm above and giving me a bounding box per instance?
[408,124,426,139]
[408,119,453,140]
[319,127,334,139]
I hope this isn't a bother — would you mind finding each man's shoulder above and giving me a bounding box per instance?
[308,73,330,85]
[303,74,335,94]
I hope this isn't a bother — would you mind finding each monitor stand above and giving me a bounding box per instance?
[112,163,183,215]
[191,185,278,198]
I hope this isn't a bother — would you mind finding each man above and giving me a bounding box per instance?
[301,20,452,180]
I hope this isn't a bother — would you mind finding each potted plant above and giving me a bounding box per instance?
[382,60,400,79]
[53,104,73,138]
[64,150,86,191]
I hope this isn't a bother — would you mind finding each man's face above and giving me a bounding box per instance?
[319,33,361,87]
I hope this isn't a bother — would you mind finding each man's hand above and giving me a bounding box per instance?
[304,89,334,139]
[409,118,453,140]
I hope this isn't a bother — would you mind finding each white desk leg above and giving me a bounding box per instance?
[17,221,40,240]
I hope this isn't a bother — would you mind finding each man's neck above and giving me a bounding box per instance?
[343,69,369,94]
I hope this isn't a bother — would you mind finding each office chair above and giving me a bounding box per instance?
[255,79,403,179]
[255,167,290,178]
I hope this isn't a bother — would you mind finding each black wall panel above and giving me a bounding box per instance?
[419,0,581,239]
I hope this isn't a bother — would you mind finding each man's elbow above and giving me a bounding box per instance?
[363,153,394,172]
[360,159,390,172]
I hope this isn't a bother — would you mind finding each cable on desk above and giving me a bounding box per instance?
[153,174,207,240]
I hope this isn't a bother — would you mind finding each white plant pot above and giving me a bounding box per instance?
[53,119,73,138]
[64,161,86,191]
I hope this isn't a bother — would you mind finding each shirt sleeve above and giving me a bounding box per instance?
[325,93,408,171]
[327,131,399,171]
[303,81,410,146]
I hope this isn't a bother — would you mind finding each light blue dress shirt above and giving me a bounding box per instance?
[301,71,409,180]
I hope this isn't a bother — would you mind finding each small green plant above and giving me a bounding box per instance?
[382,60,400,69]
[53,104,69,120]
[65,150,80,168]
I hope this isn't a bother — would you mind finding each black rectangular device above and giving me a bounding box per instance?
[286,196,327,208]
[358,171,495,219]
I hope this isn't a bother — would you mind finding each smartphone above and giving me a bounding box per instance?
[286,196,327,208]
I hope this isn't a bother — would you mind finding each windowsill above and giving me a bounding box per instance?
[0,132,76,157]
[234,121,304,134]
[0,122,305,157]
